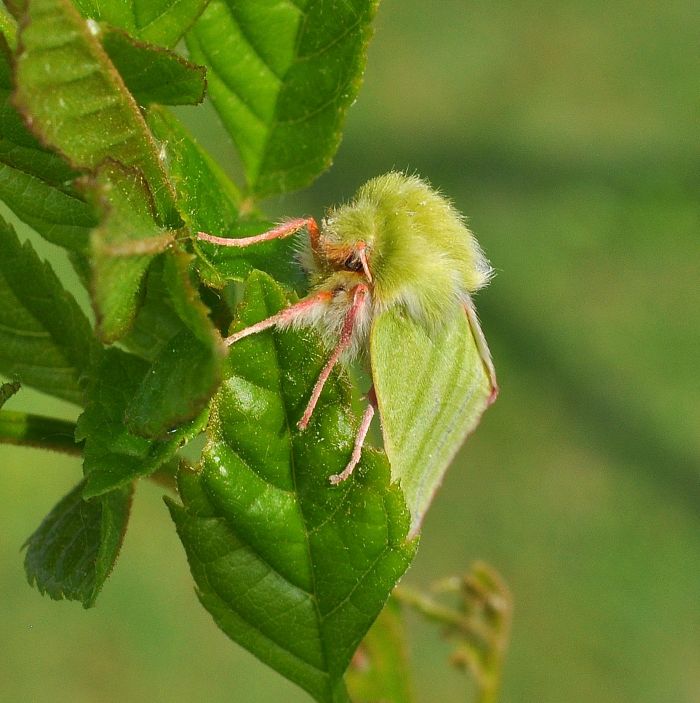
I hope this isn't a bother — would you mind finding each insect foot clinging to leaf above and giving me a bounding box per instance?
[197,172,498,494]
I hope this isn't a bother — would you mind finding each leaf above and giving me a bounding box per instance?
[119,256,192,361]
[370,308,493,535]
[72,0,211,49]
[0,215,99,404]
[0,39,95,251]
[85,160,174,342]
[186,0,379,198]
[23,479,133,608]
[146,105,240,232]
[101,27,206,106]
[124,328,221,438]
[167,272,417,703]
[77,347,208,498]
[123,247,226,438]
[14,0,179,227]
[345,598,415,703]
[146,106,304,290]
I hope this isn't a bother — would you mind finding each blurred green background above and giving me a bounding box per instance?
[1,0,698,701]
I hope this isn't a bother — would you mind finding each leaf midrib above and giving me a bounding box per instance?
[268,321,332,682]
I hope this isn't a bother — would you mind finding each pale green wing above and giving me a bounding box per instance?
[370,304,494,534]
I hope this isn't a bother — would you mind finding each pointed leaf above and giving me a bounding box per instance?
[124,247,226,438]
[85,160,174,342]
[72,0,211,49]
[77,347,208,499]
[186,0,379,197]
[167,272,416,703]
[14,0,179,226]
[0,159,96,250]
[119,258,187,361]
[370,308,492,533]
[0,216,99,404]
[146,105,240,234]
[146,106,304,289]
[0,40,95,251]
[125,328,223,439]
[24,480,132,608]
[101,27,206,106]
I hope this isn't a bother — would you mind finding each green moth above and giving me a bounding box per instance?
[198,172,497,531]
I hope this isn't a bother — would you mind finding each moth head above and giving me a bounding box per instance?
[320,210,375,282]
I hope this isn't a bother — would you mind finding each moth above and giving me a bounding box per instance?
[198,172,497,523]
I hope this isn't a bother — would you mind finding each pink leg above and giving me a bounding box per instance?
[198,217,319,248]
[224,290,332,346]
[297,284,369,430]
[329,401,375,485]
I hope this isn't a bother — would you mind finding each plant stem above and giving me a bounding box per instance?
[0,411,180,493]
[0,410,80,455]
[394,562,513,703]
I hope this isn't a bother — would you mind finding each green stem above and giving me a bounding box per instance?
[0,411,180,493]
[0,410,80,455]
[394,563,513,703]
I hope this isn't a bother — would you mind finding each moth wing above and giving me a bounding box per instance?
[370,304,495,535]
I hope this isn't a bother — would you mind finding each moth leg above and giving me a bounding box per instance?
[224,290,332,346]
[297,284,369,430]
[464,298,499,404]
[329,386,377,485]
[197,217,320,248]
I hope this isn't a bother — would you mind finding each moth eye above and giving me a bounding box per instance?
[342,256,363,272]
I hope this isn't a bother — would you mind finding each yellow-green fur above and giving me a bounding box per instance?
[304,172,491,330]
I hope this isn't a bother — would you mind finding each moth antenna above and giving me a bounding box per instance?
[224,290,332,346]
[329,400,375,485]
[197,217,319,248]
[297,284,369,430]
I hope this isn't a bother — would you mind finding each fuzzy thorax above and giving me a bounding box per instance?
[293,172,492,356]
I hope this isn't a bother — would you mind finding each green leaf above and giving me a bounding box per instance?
[345,598,415,703]
[146,104,240,234]
[146,106,304,289]
[0,215,99,404]
[23,479,132,608]
[125,326,223,439]
[0,40,95,251]
[85,160,174,342]
[186,0,379,198]
[77,347,208,498]
[119,257,193,361]
[14,0,179,226]
[72,0,211,49]
[370,308,493,534]
[112,247,226,438]
[167,272,416,703]
[0,159,96,250]
[101,27,206,106]
[124,248,225,438]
